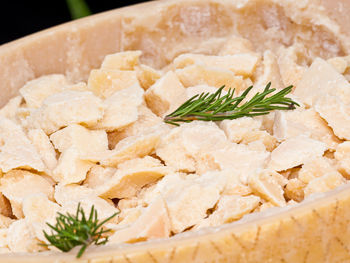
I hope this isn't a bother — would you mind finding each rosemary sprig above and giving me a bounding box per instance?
[42,203,118,258]
[164,82,299,125]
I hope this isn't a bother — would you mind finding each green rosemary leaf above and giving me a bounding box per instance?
[42,203,118,258]
[164,82,299,125]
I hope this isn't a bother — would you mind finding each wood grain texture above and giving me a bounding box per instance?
[0,0,349,262]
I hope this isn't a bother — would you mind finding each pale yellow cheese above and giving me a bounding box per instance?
[87,69,139,98]
[26,90,104,134]
[335,141,350,178]
[109,196,170,244]
[218,36,255,55]
[27,129,57,172]
[19,74,69,108]
[0,170,54,218]
[0,192,12,219]
[273,109,340,150]
[173,53,260,77]
[285,178,305,202]
[185,85,219,99]
[94,84,144,131]
[135,64,161,90]
[268,135,327,171]
[176,64,246,92]
[0,117,45,173]
[299,157,340,184]
[7,219,42,252]
[327,56,348,73]
[101,50,142,71]
[304,172,346,197]
[249,170,286,207]
[50,124,108,156]
[144,71,187,117]
[0,215,14,229]
[0,96,22,121]
[84,165,116,189]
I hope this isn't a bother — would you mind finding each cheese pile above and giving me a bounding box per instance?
[0,35,350,254]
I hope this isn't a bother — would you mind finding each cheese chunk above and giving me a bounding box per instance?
[0,170,54,218]
[218,36,255,55]
[136,64,161,90]
[22,193,61,242]
[294,58,350,107]
[101,129,164,166]
[0,193,12,218]
[0,117,45,172]
[173,53,260,77]
[84,165,116,189]
[101,50,142,70]
[249,170,286,206]
[0,215,14,229]
[87,69,139,98]
[26,90,104,134]
[285,178,305,202]
[156,172,226,233]
[144,71,186,117]
[7,219,42,252]
[210,143,270,184]
[94,85,144,131]
[299,157,340,184]
[335,142,350,178]
[195,195,260,228]
[268,135,327,171]
[217,169,252,196]
[176,64,246,92]
[50,124,108,156]
[107,104,163,147]
[98,156,173,199]
[156,121,228,172]
[19,74,69,108]
[220,117,262,143]
[255,50,284,90]
[27,129,57,172]
[0,96,22,121]
[304,172,346,197]
[185,85,219,99]
[52,148,94,184]
[109,196,170,244]
[273,109,340,150]
[55,184,118,221]
[327,56,348,74]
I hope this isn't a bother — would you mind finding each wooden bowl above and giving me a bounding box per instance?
[1,0,350,262]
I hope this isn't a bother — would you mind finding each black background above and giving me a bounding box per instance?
[0,0,147,45]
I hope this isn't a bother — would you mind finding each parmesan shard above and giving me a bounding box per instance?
[156,121,228,173]
[7,219,42,252]
[19,74,69,108]
[249,170,286,207]
[0,170,54,218]
[50,124,108,156]
[268,135,327,171]
[94,84,144,131]
[27,129,58,172]
[87,69,140,98]
[218,36,255,55]
[176,64,246,92]
[0,117,45,173]
[135,64,161,90]
[109,196,170,244]
[52,147,94,184]
[299,157,340,184]
[154,172,226,233]
[273,109,341,150]
[98,156,172,199]
[0,193,12,218]
[304,172,346,197]
[101,50,142,71]
[144,71,187,117]
[84,165,116,189]
[26,90,104,135]
[335,142,350,178]
[195,195,260,229]
[0,96,22,121]
[173,53,260,77]
[0,214,14,229]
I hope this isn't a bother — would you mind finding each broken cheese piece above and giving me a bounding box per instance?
[84,165,116,189]
[218,36,255,55]
[98,156,172,199]
[135,64,161,90]
[87,69,139,98]
[94,84,144,131]
[299,157,340,184]
[249,170,286,207]
[27,129,57,172]
[304,172,346,197]
[109,196,170,244]
[101,50,142,70]
[26,90,104,134]
[335,142,350,178]
[173,53,260,77]
[50,124,108,156]
[0,117,45,173]
[0,214,14,229]
[0,170,54,218]
[144,71,186,117]
[0,193,12,218]
[19,74,69,108]
[0,96,22,121]
[268,135,327,171]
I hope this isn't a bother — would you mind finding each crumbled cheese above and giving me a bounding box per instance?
[304,172,346,197]
[136,64,161,90]
[268,135,327,171]
[26,90,104,134]
[101,51,142,71]
[218,36,255,55]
